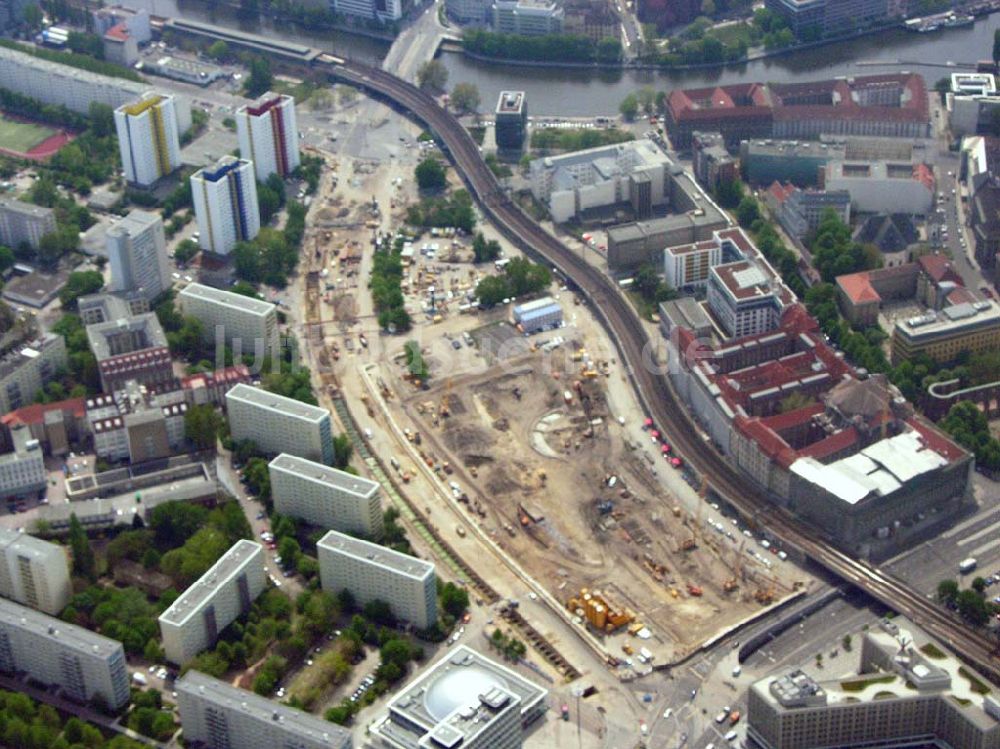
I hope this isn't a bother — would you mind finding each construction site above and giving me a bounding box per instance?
[379,332,803,665]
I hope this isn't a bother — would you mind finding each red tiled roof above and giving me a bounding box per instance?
[947,287,977,306]
[917,253,964,286]
[1,397,86,427]
[836,271,882,305]
[798,426,859,461]
[760,402,826,432]
[913,163,935,191]
[104,22,129,41]
[907,415,969,463]
[767,181,795,206]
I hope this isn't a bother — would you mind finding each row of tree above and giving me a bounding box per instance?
[462,29,622,64]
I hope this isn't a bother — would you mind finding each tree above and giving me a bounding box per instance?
[184,404,221,450]
[416,60,448,93]
[937,578,959,605]
[973,576,988,594]
[88,102,114,138]
[715,179,744,209]
[332,433,353,469]
[174,239,199,265]
[736,196,761,227]
[472,232,501,263]
[404,340,429,382]
[207,40,229,61]
[245,56,273,98]
[619,92,639,121]
[22,3,42,30]
[149,501,209,549]
[68,514,96,582]
[440,582,469,618]
[415,158,447,191]
[277,536,300,567]
[58,271,104,310]
[450,82,480,115]
[957,589,990,626]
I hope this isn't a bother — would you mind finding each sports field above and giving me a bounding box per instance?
[0,114,56,154]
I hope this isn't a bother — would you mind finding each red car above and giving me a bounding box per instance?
[670,457,683,469]
[660,444,672,455]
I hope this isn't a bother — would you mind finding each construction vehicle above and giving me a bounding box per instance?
[567,588,635,633]
[439,378,453,418]
[754,588,774,605]
[622,643,634,655]
[687,583,703,597]
[455,525,466,538]
[681,538,697,552]
[723,578,738,593]
[672,506,682,517]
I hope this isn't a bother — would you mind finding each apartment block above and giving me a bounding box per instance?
[0,425,45,499]
[664,237,723,289]
[0,596,129,709]
[0,333,67,413]
[115,93,182,187]
[191,156,260,256]
[371,645,548,749]
[84,297,172,393]
[176,670,352,749]
[331,0,404,23]
[107,210,170,302]
[159,539,266,665]
[178,283,279,363]
[0,43,146,114]
[269,453,383,538]
[492,0,563,35]
[225,383,334,465]
[236,92,300,182]
[318,530,436,630]
[0,528,70,615]
[0,198,55,250]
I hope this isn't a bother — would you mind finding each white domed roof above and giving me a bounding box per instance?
[423,666,508,722]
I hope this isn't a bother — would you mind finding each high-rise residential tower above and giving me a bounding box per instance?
[236,92,300,182]
[115,93,182,187]
[191,156,260,256]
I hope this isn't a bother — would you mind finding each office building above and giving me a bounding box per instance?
[115,93,182,187]
[891,300,1000,365]
[664,235,723,289]
[84,297,172,393]
[106,210,169,302]
[0,198,55,250]
[530,139,672,223]
[563,0,618,42]
[495,91,528,151]
[0,596,129,709]
[666,74,929,149]
[0,528,70,615]
[86,380,188,463]
[763,182,851,239]
[492,0,563,35]
[225,383,334,465]
[512,296,562,334]
[191,156,260,256]
[708,260,790,339]
[159,540,265,665]
[331,0,404,22]
[318,530,436,630]
[0,43,147,115]
[0,425,45,499]
[823,160,935,215]
[269,453,383,538]
[0,397,87,458]
[92,5,152,44]
[748,617,1000,749]
[178,283,279,364]
[764,0,892,39]
[103,23,139,66]
[236,92,300,182]
[691,131,737,192]
[947,72,1000,137]
[0,333,66,413]
[446,0,491,24]
[371,645,548,749]
[176,670,352,749]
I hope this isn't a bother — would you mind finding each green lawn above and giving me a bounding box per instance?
[0,114,55,154]
[707,22,755,47]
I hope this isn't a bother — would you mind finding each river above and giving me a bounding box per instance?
[119,0,1000,115]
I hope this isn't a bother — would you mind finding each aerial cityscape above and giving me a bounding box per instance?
[3,0,1000,747]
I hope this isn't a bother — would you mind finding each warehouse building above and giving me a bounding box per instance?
[371,645,548,749]
[225,384,334,465]
[269,453,383,539]
[318,530,436,630]
[512,296,562,334]
[159,540,266,665]
[176,670,352,749]
[0,527,70,615]
[0,596,129,709]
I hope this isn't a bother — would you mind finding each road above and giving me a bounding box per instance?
[323,56,1000,684]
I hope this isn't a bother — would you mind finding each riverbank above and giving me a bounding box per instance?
[440,17,985,72]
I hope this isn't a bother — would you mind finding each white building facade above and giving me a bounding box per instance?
[191,156,260,256]
[318,530,436,630]
[225,383,334,465]
[664,238,723,289]
[236,92,300,182]
[107,210,169,301]
[178,283,280,363]
[115,93,182,187]
[0,199,55,250]
[158,540,266,665]
[0,528,71,615]
[269,453,383,538]
[0,597,130,709]
[176,670,352,749]
[0,333,67,413]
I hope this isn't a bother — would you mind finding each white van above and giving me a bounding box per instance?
[725,730,738,742]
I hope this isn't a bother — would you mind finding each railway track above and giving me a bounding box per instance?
[328,60,1000,681]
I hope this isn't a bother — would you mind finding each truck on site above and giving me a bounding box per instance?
[960,558,978,574]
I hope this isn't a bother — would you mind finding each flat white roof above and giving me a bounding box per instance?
[180,282,277,318]
[269,453,379,499]
[159,540,262,626]
[318,530,433,581]
[225,383,328,423]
